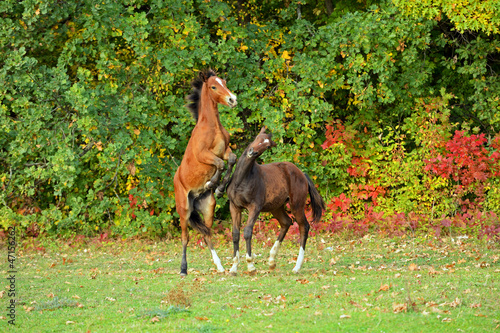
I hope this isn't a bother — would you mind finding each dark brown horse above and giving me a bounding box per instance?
[226,127,325,274]
[174,70,237,276]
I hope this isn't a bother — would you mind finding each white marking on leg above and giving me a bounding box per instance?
[292,247,305,273]
[269,241,281,268]
[246,253,256,272]
[229,251,240,274]
[211,249,224,272]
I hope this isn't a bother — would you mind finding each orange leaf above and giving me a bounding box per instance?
[393,303,407,313]
[378,283,390,292]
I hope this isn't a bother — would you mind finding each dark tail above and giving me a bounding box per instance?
[187,192,211,237]
[188,210,211,237]
[305,173,325,223]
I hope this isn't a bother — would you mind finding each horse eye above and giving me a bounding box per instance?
[211,86,216,90]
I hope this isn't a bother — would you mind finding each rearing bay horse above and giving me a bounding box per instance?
[227,127,325,275]
[174,70,237,276]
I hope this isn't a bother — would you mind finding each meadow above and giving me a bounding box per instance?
[2,232,499,332]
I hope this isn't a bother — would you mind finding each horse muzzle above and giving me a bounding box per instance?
[247,148,259,158]
[227,95,237,108]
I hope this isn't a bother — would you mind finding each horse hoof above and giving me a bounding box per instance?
[248,270,257,276]
[215,188,223,198]
[180,272,187,277]
[230,271,237,277]
[269,264,276,270]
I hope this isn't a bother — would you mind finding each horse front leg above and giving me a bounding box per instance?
[243,208,261,274]
[205,166,223,191]
[197,149,225,190]
[229,202,242,276]
[216,152,237,198]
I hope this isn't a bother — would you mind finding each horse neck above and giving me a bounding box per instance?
[231,150,258,186]
[197,85,221,127]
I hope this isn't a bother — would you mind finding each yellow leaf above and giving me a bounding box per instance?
[282,50,291,60]
[133,128,140,136]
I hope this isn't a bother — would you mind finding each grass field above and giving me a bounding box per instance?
[2,232,499,332]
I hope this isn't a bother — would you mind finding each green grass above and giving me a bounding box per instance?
[2,233,499,332]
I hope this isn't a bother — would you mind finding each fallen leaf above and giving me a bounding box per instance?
[340,314,351,319]
[296,279,309,284]
[72,295,80,299]
[66,321,75,325]
[151,316,160,322]
[469,303,481,308]
[378,283,390,292]
[195,316,209,321]
[408,263,419,271]
[314,311,322,316]
[393,303,407,313]
[442,317,452,322]
[105,297,116,302]
[450,297,461,308]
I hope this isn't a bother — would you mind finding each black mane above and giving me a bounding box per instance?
[186,69,217,122]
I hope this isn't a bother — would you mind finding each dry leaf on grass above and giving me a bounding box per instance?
[393,303,407,313]
[340,314,351,319]
[408,263,419,271]
[378,283,390,292]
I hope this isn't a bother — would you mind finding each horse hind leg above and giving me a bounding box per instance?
[175,183,190,276]
[292,211,310,273]
[195,192,225,273]
[268,206,293,270]
[180,216,190,276]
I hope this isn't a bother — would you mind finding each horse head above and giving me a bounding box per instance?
[247,127,277,158]
[201,70,237,108]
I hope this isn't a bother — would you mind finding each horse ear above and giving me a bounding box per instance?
[199,71,207,82]
[259,126,267,134]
